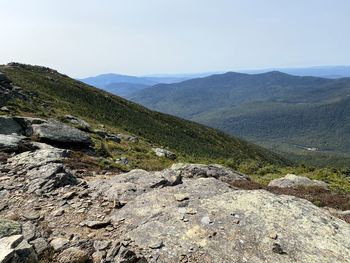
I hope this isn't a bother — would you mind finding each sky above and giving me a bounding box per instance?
[1,0,349,77]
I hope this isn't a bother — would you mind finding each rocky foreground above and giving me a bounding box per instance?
[0,116,350,262]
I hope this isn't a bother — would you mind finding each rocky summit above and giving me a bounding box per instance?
[0,116,349,262]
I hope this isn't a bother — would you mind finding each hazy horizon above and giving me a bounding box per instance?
[1,0,349,78]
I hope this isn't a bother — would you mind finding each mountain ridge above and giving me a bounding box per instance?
[0,63,288,167]
[127,71,350,167]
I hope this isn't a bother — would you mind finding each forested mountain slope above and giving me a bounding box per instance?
[128,71,350,166]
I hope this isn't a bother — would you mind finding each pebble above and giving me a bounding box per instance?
[174,193,189,202]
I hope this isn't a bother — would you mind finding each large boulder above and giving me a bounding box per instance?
[4,146,78,195]
[0,235,38,263]
[64,115,91,131]
[268,174,329,189]
[0,116,46,136]
[89,169,182,202]
[32,121,92,146]
[25,163,78,195]
[170,163,249,182]
[153,148,176,160]
[109,178,350,262]
[0,117,23,135]
[5,146,69,170]
[0,134,26,152]
[88,164,249,204]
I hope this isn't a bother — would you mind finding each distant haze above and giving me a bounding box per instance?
[0,0,349,77]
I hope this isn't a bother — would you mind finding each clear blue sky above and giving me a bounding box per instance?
[1,0,349,77]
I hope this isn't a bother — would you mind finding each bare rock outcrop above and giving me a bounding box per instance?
[268,174,329,189]
[64,115,91,132]
[0,134,27,152]
[152,148,176,160]
[0,116,92,147]
[0,116,46,136]
[32,121,92,147]
[88,169,182,203]
[3,144,78,195]
[109,179,350,262]
[171,163,249,182]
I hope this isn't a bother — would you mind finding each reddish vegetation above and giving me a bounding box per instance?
[64,151,122,176]
[229,180,350,224]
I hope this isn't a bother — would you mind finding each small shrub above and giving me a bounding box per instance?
[97,141,112,158]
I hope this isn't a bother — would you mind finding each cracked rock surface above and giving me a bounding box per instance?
[0,138,349,262]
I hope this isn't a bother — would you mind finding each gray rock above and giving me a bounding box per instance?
[113,245,147,263]
[64,115,91,131]
[50,237,69,251]
[105,241,121,261]
[94,129,121,143]
[92,250,105,262]
[0,117,23,135]
[22,222,36,241]
[127,136,138,143]
[152,148,176,160]
[338,210,350,216]
[58,247,89,263]
[25,163,78,195]
[81,220,111,229]
[0,235,38,263]
[170,163,249,182]
[32,121,92,146]
[22,211,40,221]
[51,208,65,217]
[0,220,21,238]
[0,116,46,136]
[5,146,69,170]
[3,146,78,195]
[0,134,27,152]
[88,169,182,202]
[94,129,108,138]
[115,157,129,165]
[268,174,329,189]
[108,175,350,262]
[93,240,111,251]
[30,238,49,256]
[0,107,10,113]
[107,134,121,143]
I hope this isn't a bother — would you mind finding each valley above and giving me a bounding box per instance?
[125,71,350,167]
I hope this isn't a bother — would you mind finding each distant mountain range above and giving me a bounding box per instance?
[79,72,220,96]
[80,66,350,97]
[241,65,350,79]
[126,71,350,167]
